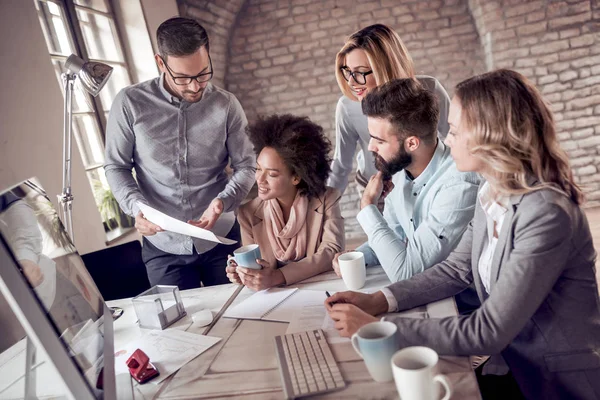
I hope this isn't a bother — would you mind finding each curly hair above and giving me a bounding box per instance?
[456,69,584,204]
[246,114,332,199]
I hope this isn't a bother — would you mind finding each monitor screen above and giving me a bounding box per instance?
[0,179,108,398]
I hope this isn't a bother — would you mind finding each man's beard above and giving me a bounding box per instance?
[182,88,204,102]
[373,149,412,180]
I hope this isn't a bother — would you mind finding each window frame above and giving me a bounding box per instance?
[35,0,136,240]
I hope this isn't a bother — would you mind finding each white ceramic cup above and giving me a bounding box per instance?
[391,346,452,400]
[338,251,366,290]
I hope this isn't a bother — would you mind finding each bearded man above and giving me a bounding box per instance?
[332,79,480,285]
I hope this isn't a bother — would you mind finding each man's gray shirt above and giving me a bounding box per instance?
[104,75,255,255]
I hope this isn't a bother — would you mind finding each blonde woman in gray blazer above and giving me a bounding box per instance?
[326,70,600,400]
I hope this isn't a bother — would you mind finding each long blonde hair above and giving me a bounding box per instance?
[335,24,416,101]
[456,69,584,204]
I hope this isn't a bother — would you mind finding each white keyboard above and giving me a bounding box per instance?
[274,329,346,399]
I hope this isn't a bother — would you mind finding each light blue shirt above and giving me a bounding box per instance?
[356,140,480,282]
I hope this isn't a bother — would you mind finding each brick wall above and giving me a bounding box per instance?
[179,0,600,238]
[469,0,600,207]
[177,0,246,88]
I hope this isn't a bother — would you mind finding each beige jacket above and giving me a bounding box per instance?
[237,187,345,285]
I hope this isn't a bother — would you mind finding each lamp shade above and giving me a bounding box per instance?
[64,54,113,97]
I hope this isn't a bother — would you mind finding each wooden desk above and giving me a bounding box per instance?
[108,268,481,399]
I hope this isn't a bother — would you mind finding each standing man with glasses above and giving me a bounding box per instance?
[104,17,255,290]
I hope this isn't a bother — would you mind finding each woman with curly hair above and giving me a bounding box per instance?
[326,70,600,399]
[226,114,345,291]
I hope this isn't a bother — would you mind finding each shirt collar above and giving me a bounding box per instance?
[478,181,508,220]
[158,73,178,103]
[406,139,447,188]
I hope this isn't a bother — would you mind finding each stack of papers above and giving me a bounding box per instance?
[114,329,221,384]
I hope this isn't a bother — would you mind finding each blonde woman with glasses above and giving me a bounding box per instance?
[326,70,600,400]
[327,24,451,196]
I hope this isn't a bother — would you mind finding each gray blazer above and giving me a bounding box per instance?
[386,184,600,399]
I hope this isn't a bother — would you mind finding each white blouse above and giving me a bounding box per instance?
[477,182,508,294]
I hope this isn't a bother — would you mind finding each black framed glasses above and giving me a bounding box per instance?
[340,67,373,85]
[161,55,213,85]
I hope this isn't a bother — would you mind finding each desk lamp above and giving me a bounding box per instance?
[59,54,112,242]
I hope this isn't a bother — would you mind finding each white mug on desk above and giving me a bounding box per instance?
[338,252,366,290]
[391,346,452,400]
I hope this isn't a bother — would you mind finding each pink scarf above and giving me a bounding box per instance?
[264,193,309,262]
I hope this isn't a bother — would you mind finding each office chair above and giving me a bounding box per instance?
[81,240,150,301]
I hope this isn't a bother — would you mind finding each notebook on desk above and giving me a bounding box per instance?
[222,288,326,323]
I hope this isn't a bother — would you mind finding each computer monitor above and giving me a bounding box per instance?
[0,178,128,399]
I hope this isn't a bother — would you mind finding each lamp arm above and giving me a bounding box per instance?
[58,73,76,242]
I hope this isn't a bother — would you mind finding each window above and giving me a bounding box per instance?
[34,0,134,240]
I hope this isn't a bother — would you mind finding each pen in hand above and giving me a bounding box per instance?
[325,291,334,307]
[325,291,344,306]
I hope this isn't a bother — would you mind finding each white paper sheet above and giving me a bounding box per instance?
[114,329,221,384]
[222,287,298,321]
[286,293,429,344]
[267,289,326,323]
[285,296,349,343]
[137,202,237,245]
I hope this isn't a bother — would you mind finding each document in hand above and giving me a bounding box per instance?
[222,288,327,323]
[137,202,237,245]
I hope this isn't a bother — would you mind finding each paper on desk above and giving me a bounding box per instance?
[286,295,429,344]
[265,289,324,323]
[137,202,237,245]
[285,292,350,343]
[114,329,221,384]
[222,287,299,321]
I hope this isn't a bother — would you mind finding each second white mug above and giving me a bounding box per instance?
[338,251,366,290]
[391,346,452,400]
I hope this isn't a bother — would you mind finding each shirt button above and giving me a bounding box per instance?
[182,199,187,203]
[413,193,417,196]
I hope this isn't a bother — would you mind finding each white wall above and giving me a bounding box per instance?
[0,0,107,255]
[140,0,180,54]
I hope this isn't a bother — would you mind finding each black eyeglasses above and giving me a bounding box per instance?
[161,55,213,85]
[340,67,373,85]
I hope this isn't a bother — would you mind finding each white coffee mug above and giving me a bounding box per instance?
[391,346,452,400]
[338,251,366,290]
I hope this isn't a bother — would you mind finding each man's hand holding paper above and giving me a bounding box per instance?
[136,202,236,245]
[187,198,224,231]
[135,212,164,236]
